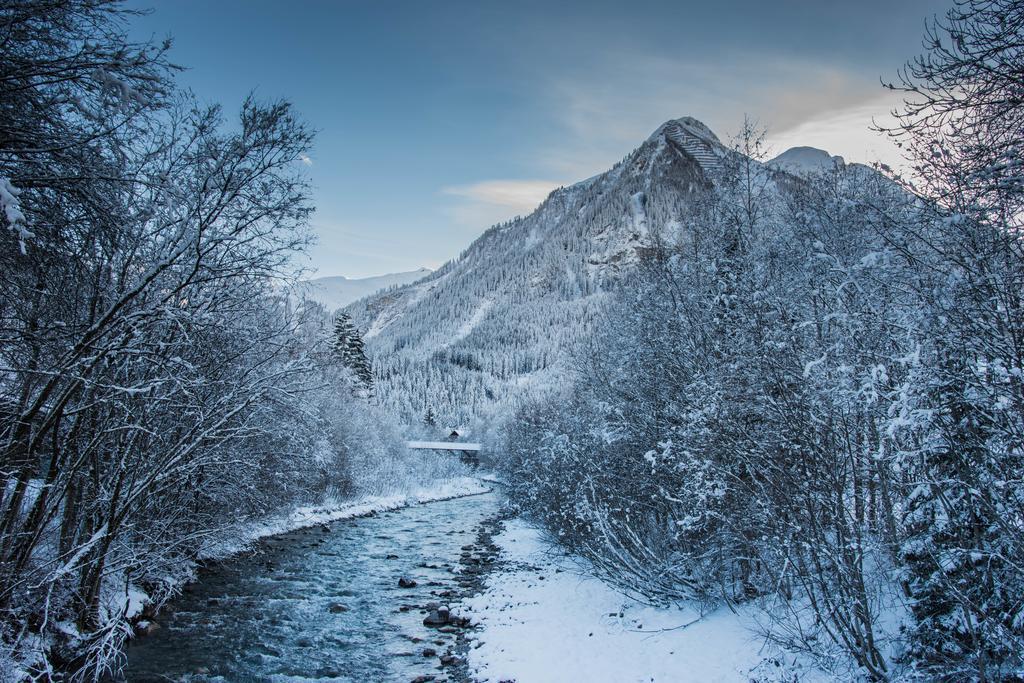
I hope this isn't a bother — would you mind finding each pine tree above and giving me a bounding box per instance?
[333,313,374,393]
[423,406,436,428]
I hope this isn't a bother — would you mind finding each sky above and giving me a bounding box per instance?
[127,0,950,278]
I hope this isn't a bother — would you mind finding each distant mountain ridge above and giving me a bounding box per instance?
[348,117,862,427]
[767,145,845,174]
[300,268,432,312]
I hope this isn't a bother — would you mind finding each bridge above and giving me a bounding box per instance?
[407,440,481,467]
[406,440,481,452]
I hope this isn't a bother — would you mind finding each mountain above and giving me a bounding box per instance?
[767,145,845,175]
[299,268,432,312]
[348,118,841,428]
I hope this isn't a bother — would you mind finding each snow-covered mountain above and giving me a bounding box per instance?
[300,268,432,312]
[767,145,845,175]
[348,117,843,427]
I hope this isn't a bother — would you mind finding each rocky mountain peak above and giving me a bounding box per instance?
[649,116,722,146]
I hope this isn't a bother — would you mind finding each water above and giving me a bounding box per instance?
[124,491,499,682]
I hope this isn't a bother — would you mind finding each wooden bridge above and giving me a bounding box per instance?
[406,440,481,467]
[406,440,481,452]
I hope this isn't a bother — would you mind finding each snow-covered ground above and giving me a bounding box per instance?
[475,470,504,485]
[460,518,825,683]
[449,298,494,346]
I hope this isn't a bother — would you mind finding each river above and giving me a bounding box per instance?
[124,489,500,682]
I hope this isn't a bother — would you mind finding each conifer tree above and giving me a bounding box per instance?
[333,313,374,393]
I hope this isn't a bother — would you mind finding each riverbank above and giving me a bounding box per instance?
[456,518,829,683]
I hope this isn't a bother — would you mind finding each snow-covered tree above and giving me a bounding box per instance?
[332,313,374,393]
[498,107,1023,678]
[877,2,1024,676]
[0,3,437,678]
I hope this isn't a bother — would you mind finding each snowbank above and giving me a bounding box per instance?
[460,518,826,683]
[475,471,504,485]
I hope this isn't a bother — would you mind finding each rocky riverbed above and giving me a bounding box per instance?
[123,488,510,682]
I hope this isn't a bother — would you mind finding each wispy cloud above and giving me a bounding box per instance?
[300,154,314,166]
[536,51,898,179]
[307,220,428,278]
[437,57,904,237]
[764,93,906,172]
[442,179,564,229]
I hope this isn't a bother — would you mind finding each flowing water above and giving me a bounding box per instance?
[124,490,499,682]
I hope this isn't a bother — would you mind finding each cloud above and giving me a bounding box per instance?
[535,51,897,179]
[300,154,314,166]
[437,58,905,236]
[307,220,422,278]
[443,179,561,209]
[437,61,904,235]
[442,179,564,229]
[764,93,907,171]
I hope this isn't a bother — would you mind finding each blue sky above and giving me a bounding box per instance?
[128,0,949,278]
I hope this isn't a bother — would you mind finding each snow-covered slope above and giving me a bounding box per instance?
[349,118,837,427]
[299,268,432,312]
